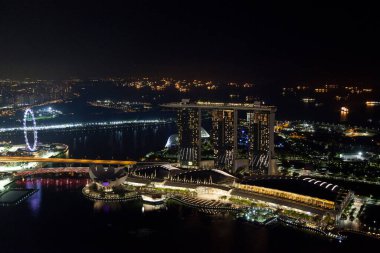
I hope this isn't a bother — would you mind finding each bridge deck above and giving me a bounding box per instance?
[0,157,136,165]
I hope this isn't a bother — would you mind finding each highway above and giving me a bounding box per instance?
[0,119,173,133]
[0,157,136,166]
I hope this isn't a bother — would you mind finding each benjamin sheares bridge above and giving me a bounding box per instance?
[162,100,277,175]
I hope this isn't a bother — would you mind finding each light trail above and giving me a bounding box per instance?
[0,119,173,133]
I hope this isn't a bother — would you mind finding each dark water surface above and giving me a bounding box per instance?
[1,99,176,160]
[0,179,379,253]
[4,125,175,160]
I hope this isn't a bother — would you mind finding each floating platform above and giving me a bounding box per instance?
[141,193,166,204]
[0,188,38,206]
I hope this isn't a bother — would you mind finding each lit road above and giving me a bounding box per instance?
[0,119,173,133]
[0,157,136,166]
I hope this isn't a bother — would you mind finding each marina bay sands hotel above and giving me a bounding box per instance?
[162,100,277,175]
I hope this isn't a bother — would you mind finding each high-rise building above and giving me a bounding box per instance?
[163,100,276,174]
[247,111,275,175]
[177,107,201,168]
[211,110,237,172]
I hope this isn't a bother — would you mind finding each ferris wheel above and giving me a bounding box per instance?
[23,108,38,152]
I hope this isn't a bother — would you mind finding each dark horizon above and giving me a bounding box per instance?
[0,1,379,86]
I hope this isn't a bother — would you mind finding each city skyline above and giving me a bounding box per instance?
[1,1,380,253]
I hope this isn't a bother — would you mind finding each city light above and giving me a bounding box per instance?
[0,1,379,250]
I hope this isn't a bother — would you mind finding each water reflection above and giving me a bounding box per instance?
[93,201,122,212]
[16,178,89,216]
[1,124,175,161]
[25,179,42,216]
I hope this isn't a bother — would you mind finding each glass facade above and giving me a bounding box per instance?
[211,109,237,172]
[177,108,201,168]
[170,102,275,173]
[247,112,275,175]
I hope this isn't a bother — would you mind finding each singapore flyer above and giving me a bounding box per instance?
[23,108,38,152]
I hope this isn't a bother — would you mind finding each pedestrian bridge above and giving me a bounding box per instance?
[15,167,90,177]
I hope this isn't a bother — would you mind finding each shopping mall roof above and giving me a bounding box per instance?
[174,169,236,185]
[89,166,126,181]
[240,177,345,202]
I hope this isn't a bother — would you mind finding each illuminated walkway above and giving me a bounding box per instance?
[15,167,89,177]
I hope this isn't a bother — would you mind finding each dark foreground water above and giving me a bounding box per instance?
[0,178,379,253]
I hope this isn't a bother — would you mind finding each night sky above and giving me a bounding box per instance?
[0,0,379,85]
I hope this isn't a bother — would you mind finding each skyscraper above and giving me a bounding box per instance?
[247,111,275,175]
[212,109,237,172]
[177,107,201,168]
[163,101,276,174]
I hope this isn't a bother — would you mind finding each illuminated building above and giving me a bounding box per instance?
[212,110,237,171]
[314,88,328,93]
[234,182,335,209]
[247,111,275,175]
[163,100,276,174]
[132,166,351,218]
[301,98,316,103]
[233,177,353,217]
[177,105,201,169]
[89,165,128,191]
